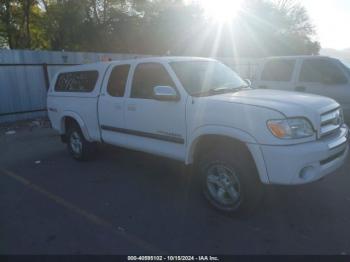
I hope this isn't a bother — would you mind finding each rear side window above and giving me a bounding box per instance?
[107,65,130,97]
[261,60,295,81]
[131,63,175,99]
[299,59,348,84]
[55,71,98,92]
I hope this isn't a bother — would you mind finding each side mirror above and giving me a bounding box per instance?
[153,86,179,101]
[244,79,252,86]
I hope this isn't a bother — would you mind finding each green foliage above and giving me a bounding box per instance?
[0,0,320,57]
[213,0,321,57]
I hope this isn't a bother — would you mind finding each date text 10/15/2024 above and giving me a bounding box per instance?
[127,256,219,261]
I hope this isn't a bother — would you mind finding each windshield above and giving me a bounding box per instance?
[170,61,247,96]
[339,60,350,75]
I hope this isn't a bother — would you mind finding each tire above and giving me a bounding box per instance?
[66,123,96,161]
[197,146,263,216]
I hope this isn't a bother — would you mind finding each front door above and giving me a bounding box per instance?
[256,58,297,91]
[124,62,187,160]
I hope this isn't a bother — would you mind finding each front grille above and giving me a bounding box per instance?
[320,108,342,138]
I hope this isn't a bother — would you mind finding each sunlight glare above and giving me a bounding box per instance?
[200,0,243,23]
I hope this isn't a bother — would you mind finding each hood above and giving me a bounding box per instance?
[207,89,339,126]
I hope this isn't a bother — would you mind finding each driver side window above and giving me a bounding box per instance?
[131,63,175,99]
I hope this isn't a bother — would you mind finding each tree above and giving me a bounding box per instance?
[0,0,47,49]
[0,0,320,57]
[207,0,320,57]
[0,0,15,48]
[122,0,320,57]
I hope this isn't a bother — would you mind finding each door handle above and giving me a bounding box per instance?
[295,86,306,92]
[259,85,268,89]
[127,104,136,111]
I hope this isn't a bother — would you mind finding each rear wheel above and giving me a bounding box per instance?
[67,124,96,161]
[198,146,263,216]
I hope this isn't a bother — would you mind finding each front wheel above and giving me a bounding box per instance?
[67,124,96,161]
[198,148,263,216]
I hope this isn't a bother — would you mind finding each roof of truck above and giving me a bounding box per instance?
[262,55,334,60]
[56,56,217,73]
[104,56,216,64]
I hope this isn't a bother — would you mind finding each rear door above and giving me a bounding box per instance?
[295,58,350,120]
[98,63,131,146]
[256,59,297,91]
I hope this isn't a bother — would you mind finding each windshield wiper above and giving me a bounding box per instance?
[191,83,250,97]
[209,87,237,94]
[192,88,239,97]
[234,84,251,90]
[210,84,250,94]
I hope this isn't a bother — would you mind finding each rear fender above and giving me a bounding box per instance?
[60,111,92,142]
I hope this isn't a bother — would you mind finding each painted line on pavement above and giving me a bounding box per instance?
[0,168,166,254]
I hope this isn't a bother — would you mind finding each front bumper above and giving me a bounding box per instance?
[260,124,349,185]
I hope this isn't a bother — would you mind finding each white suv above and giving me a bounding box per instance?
[253,56,350,123]
[47,57,349,215]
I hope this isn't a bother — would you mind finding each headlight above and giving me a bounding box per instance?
[267,118,314,139]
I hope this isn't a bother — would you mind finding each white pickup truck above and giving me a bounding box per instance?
[47,57,349,215]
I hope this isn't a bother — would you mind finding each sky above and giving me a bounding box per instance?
[302,0,350,50]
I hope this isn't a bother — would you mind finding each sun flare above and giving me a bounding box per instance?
[199,0,243,23]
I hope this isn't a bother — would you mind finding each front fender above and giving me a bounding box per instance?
[186,125,270,184]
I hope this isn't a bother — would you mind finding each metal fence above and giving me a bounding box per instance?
[218,57,259,80]
[0,49,149,123]
[0,49,258,123]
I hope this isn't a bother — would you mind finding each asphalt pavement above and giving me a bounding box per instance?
[0,125,350,254]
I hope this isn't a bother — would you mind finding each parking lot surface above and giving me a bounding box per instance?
[1,125,350,254]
